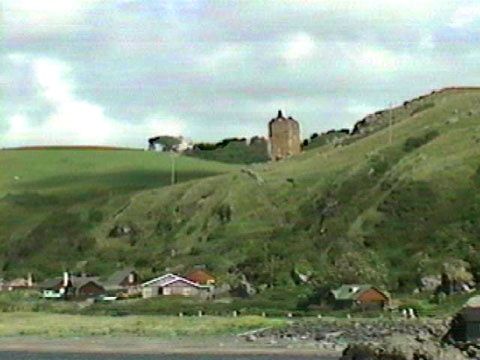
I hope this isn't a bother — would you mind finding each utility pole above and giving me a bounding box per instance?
[170,152,176,185]
[388,102,393,144]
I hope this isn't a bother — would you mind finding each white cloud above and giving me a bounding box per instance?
[3,0,84,19]
[282,33,317,65]
[2,0,480,147]
[33,59,72,103]
[419,34,435,50]
[356,47,400,72]
[449,4,480,28]
[2,0,100,38]
[1,57,184,148]
[199,44,249,72]
[347,102,378,119]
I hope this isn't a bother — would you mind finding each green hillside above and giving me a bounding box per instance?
[0,149,237,277]
[2,88,480,295]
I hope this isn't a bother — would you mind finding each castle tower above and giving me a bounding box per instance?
[268,110,301,161]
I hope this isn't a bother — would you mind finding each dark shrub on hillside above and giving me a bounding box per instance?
[410,101,435,116]
[3,192,60,207]
[88,209,103,223]
[367,154,389,175]
[473,165,480,187]
[403,130,439,152]
[216,204,232,224]
[186,137,269,164]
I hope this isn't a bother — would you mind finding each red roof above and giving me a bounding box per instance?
[185,269,215,285]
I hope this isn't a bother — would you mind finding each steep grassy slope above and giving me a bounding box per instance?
[101,88,480,290]
[0,150,237,277]
[1,88,480,294]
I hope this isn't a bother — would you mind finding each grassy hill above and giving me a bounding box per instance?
[0,149,237,277]
[1,88,480,297]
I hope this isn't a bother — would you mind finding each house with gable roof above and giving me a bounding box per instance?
[330,284,390,310]
[102,268,141,295]
[38,272,105,299]
[141,273,212,299]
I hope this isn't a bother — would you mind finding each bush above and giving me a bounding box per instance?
[410,102,435,116]
[473,165,480,187]
[403,130,439,152]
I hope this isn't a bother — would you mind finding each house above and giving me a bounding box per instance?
[1,276,34,291]
[38,274,69,299]
[185,269,215,286]
[141,273,211,299]
[39,272,105,299]
[70,276,106,299]
[330,284,390,310]
[102,269,141,295]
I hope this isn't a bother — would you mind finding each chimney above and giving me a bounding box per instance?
[63,271,69,288]
[27,273,33,287]
[277,110,283,118]
[128,272,135,284]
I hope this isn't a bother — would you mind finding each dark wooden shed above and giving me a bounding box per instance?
[449,307,480,342]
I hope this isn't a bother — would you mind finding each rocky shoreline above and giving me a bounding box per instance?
[241,318,447,347]
[240,318,475,359]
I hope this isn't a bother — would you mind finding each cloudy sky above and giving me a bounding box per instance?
[1,0,480,148]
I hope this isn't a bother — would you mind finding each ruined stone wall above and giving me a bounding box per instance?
[268,110,301,161]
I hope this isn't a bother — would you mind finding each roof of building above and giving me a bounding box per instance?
[70,276,103,289]
[331,284,388,301]
[102,268,137,288]
[269,110,298,124]
[142,273,209,289]
[185,269,215,284]
[465,295,480,308]
[142,273,179,287]
[37,277,64,289]
[457,307,480,322]
[5,278,30,287]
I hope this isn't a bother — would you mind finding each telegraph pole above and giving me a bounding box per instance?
[170,152,176,185]
[388,102,393,144]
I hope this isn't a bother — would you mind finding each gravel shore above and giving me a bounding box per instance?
[0,318,449,358]
[0,335,341,357]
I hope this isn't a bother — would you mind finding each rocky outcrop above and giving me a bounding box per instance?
[339,334,467,360]
[108,223,136,238]
[239,318,455,356]
[247,319,448,345]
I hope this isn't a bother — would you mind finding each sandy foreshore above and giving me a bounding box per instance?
[0,335,342,357]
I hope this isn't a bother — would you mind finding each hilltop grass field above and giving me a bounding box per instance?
[0,148,236,196]
[1,88,480,310]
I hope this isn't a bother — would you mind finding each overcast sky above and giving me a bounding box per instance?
[1,0,479,148]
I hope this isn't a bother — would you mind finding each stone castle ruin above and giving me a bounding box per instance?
[147,110,302,162]
[268,110,301,161]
